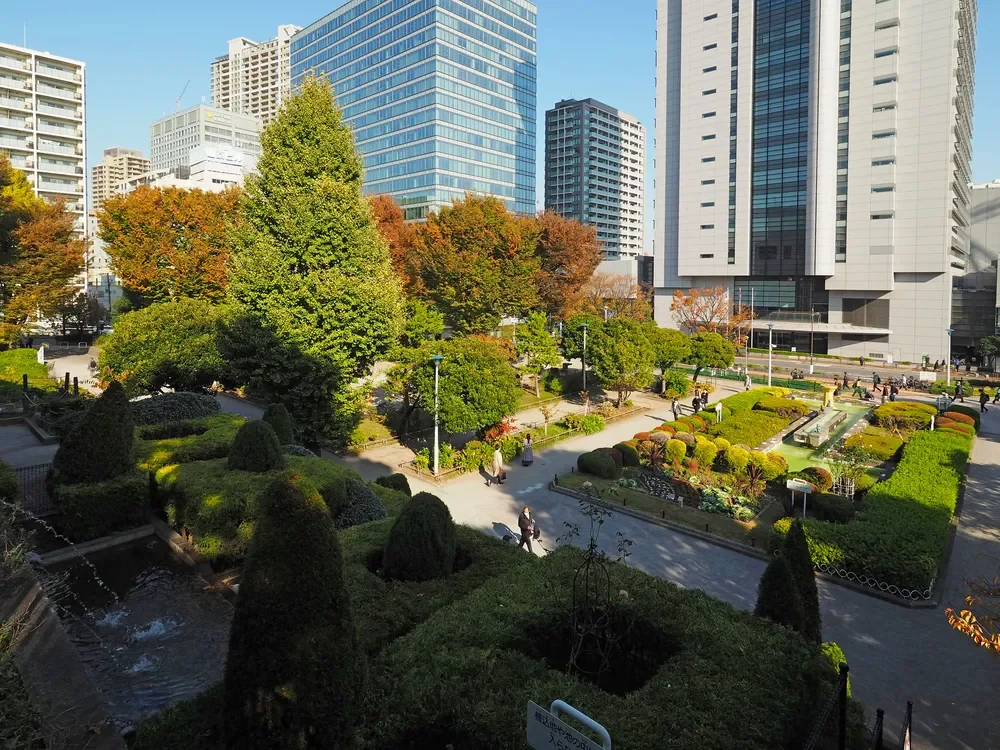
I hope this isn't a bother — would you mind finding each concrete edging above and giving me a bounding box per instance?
[38,525,155,566]
[549,482,941,609]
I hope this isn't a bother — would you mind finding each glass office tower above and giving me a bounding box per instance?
[291,0,537,219]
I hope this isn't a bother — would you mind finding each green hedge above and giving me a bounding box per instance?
[717,386,789,415]
[844,428,902,462]
[772,430,971,590]
[359,546,866,749]
[870,401,936,432]
[374,473,411,496]
[708,410,790,447]
[54,472,148,541]
[754,396,811,419]
[156,456,357,560]
[577,450,618,479]
[0,459,16,501]
[613,442,641,467]
[136,414,245,471]
[945,404,981,431]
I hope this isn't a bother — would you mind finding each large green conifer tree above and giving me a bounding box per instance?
[224,76,402,447]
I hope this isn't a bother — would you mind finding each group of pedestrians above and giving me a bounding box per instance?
[486,433,534,487]
[949,378,998,413]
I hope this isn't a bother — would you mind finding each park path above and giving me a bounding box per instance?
[216,390,1000,749]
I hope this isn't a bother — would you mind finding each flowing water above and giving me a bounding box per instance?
[43,537,232,729]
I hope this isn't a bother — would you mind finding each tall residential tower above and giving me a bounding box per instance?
[654,0,977,363]
[91,147,149,213]
[0,43,86,233]
[291,0,537,219]
[545,98,645,259]
[210,25,302,128]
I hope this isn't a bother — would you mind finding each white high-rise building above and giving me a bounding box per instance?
[545,98,646,259]
[654,0,977,364]
[210,25,301,129]
[150,104,260,173]
[91,147,149,213]
[0,43,86,233]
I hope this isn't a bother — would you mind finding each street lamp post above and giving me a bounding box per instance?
[581,323,589,391]
[603,306,609,322]
[809,305,815,375]
[767,323,776,386]
[946,328,954,387]
[431,354,444,476]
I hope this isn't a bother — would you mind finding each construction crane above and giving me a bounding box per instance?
[176,80,190,112]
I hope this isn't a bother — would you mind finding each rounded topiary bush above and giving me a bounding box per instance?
[595,447,624,473]
[227,420,286,473]
[654,424,676,435]
[334,478,388,529]
[725,444,750,473]
[692,437,718,468]
[675,432,696,448]
[578,450,618,479]
[223,473,365,748]
[666,439,687,464]
[666,421,690,434]
[374,473,412,496]
[713,437,731,453]
[382,492,457,582]
[799,466,833,493]
[633,431,652,441]
[613,442,640,467]
[53,381,134,485]
[648,431,670,446]
[262,403,294,444]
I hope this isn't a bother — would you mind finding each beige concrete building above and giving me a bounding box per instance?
[0,42,86,234]
[150,104,260,173]
[91,147,149,213]
[210,25,300,129]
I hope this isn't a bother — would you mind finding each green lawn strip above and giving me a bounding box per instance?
[136,414,246,471]
[558,471,779,549]
[348,417,395,447]
[360,547,867,749]
[773,430,971,591]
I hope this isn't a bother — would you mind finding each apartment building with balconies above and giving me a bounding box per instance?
[91,147,149,213]
[0,42,86,232]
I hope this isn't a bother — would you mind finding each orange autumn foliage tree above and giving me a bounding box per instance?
[369,194,417,288]
[97,185,240,303]
[2,198,84,338]
[534,210,602,319]
[671,286,754,348]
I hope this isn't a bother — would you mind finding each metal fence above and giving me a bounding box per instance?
[15,462,55,517]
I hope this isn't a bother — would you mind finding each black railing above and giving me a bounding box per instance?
[897,701,913,750]
[15,462,55,517]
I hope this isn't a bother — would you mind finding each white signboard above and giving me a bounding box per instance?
[786,478,815,494]
[527,701,608,750]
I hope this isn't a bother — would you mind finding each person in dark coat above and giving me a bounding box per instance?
[517,506,535,552]
[692,394,701,413]
[889,383,898,402]
[872,372,880,387]
[671,397,680,421]
[955,380,965,404]
[980,389,989,414]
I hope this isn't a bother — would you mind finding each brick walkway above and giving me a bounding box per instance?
[217,390,1000,749]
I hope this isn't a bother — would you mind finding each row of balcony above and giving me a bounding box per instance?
[0,55,81,83]
[0,78,80,102]
[0,135,82,156]
[0,95,83,119]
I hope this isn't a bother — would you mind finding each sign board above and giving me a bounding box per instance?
[527,701,608,750]
[786,478,815,494]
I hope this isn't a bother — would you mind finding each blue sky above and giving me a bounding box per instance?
[4,0,999,219]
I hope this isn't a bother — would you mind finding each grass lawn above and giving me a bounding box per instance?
[348,417,394,447]
[0,348,58,398]
[558,471,783,549]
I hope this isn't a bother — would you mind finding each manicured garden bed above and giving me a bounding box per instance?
[136,413,246,471]
[771,429,972,592]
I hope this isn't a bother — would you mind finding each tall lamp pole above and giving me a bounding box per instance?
[431,354,444,476]
[767,323,776,386]
[809,305,815,375]
[603,306,609,322]
[946,328,954,387]
[581,323,589,391]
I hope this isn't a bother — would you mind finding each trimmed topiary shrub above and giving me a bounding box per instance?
[766,452,789,476]
[262,403,294,444]
[334,478,388,529]
[811,494,855,523]
[854,473,876,495]
[708,410,790,447]
[0,458,17,501]
[136,414,245,471]
[374,473,412,496]
[692,437,718,468]
[724,445,750,473]
[675,432,696,448]
[53,381,134,485]
[382,492,457,582]
[946,404,981,430]
[665,420,690,434]
[713,437,731,453]
[580,414,606,435]
[130,392,220,425]
[799,466,833,493]
[223,474,365,748]
[782,520,821,643]
[749,450,783,481]
[754,397,811,419]
[648,431,670,446]
[820,642,852,697]
[227,420,286,473]
[870,401,936,432]
[613,442,640,467]
[754,555,805,634]
[577,450,618,479]
[679,414,706,431]
[938,423,974,437]
[595,447,624,473]
[53,472,148,541]
[844,428,903,462]
[666,439,687,464]
[942,411,976,427]
[633,431,652,442]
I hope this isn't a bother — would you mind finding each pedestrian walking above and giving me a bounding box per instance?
[692,394,701,414]
[889,383,898,402]
[933,360,940,372]
[980,389,989,414]
[859,356,865,367]
[744,373,752,391]
[701,388,710,406]
[671,397,680,421]
[992,388,999,406]
[522,433,534,467]
[955,380,965,404]
[880,386,887,404]
[842,372,849,388]
[517,506,536,552]
[872,372,880,388]
[488,447,505,487]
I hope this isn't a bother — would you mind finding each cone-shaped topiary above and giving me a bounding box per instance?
[53,381,134,485]
[754,555,805,634]
[261,403,294,444]
[227,420,286,473]
[382,491,457,582]
[223,474,365,748]
[782,519,822,643]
